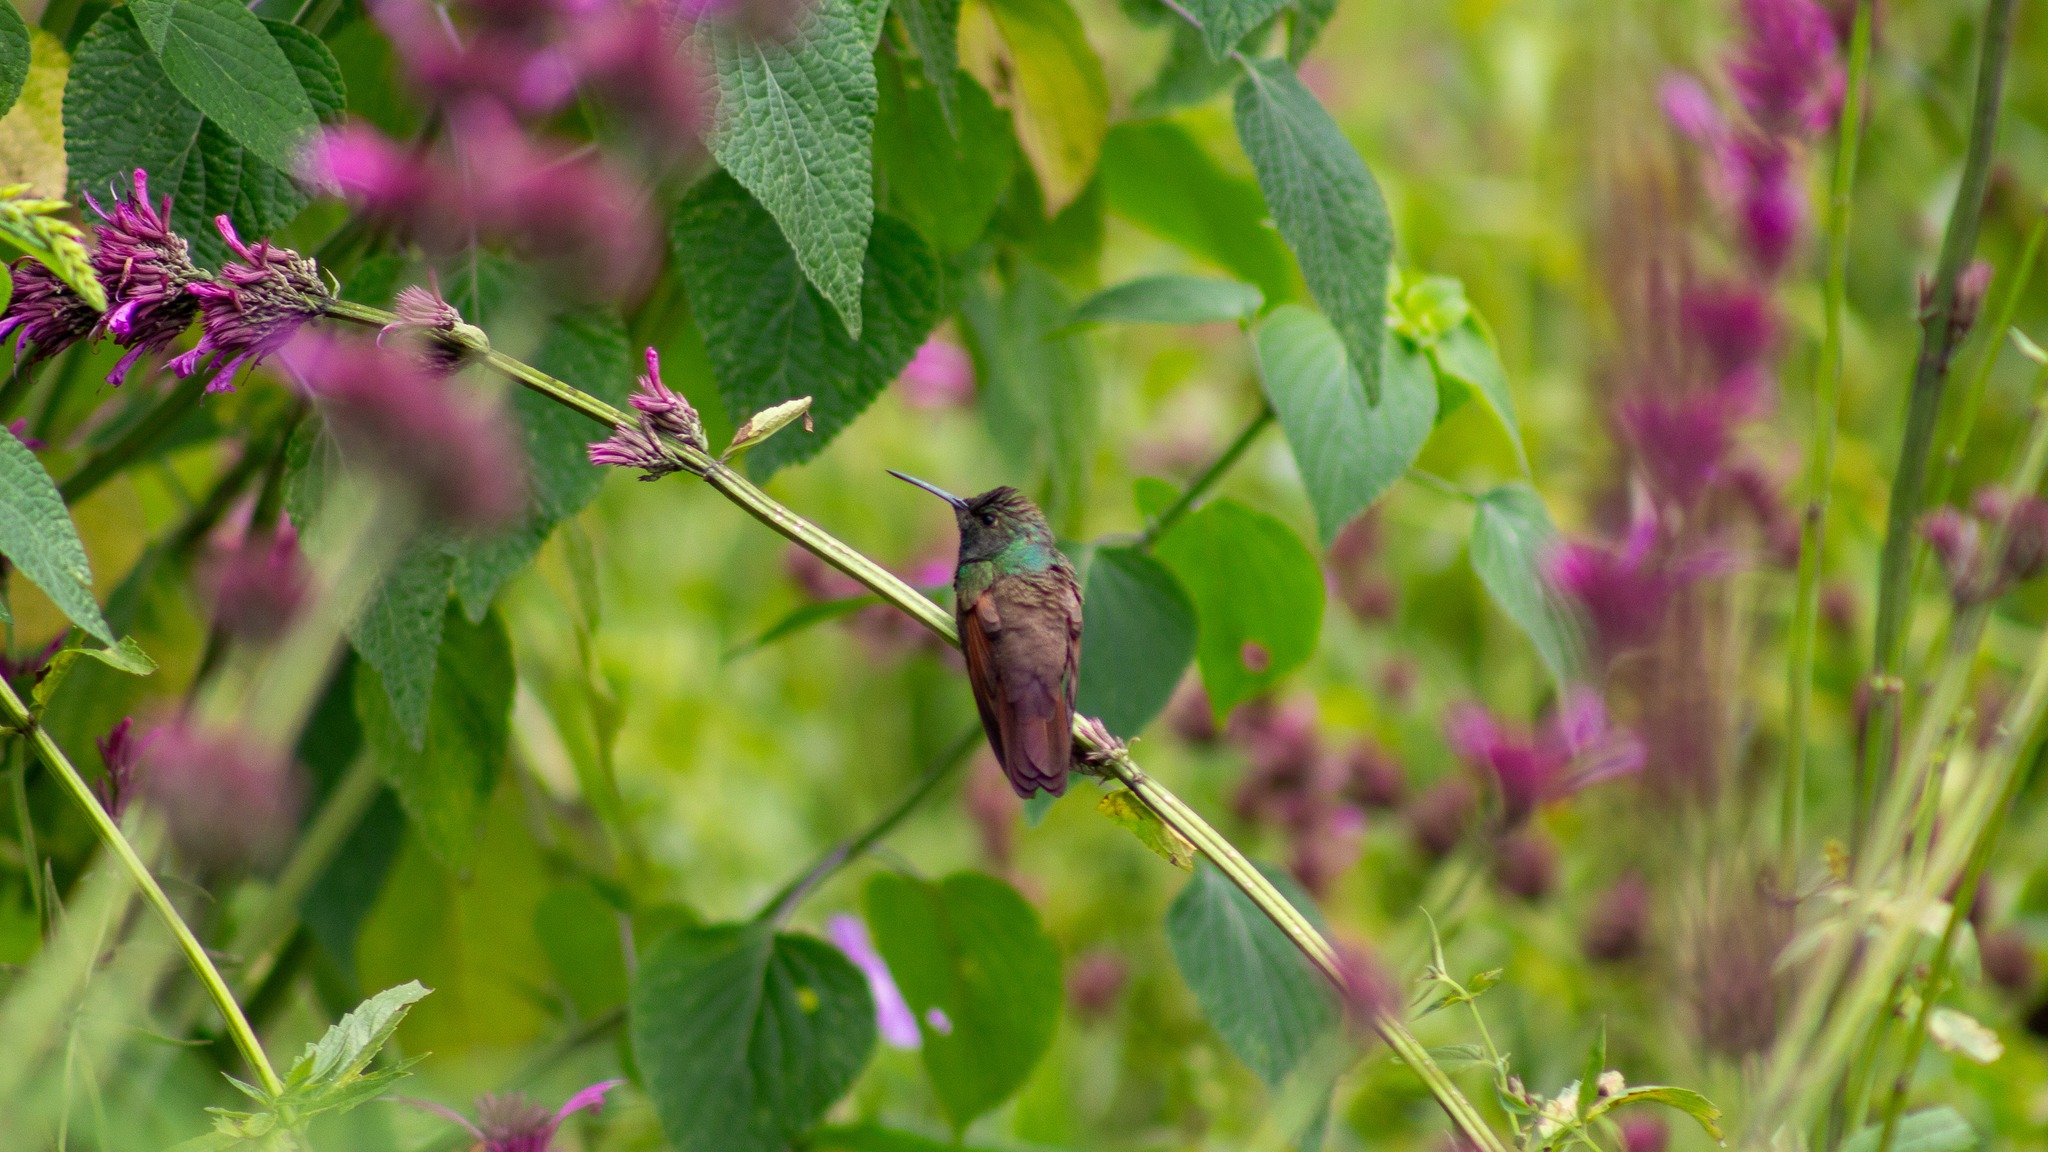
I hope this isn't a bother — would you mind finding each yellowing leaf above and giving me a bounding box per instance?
[1097,789,1196,870]
[1928,1007,2004,1064]
[724,396,815,460]
[961,0,1107,214]
[0,28,67,197]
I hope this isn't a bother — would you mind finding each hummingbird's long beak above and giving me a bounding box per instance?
[887,469,967,509]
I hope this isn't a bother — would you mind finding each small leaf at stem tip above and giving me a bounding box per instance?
[1928,1007,2005,1064]
[1097,789,1196,869]
[2012,327,2048,366]
[723,396,816,460]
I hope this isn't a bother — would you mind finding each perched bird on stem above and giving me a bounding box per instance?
[891,471,1082,798]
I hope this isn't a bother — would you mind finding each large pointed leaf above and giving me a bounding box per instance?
[865,872,1062,1130]
[706,0,890,336]
[1233,58,1391,402]
[892,0,962,127]
[1153,497,1323,716]
[1180,0,1290,60]
[632,921,877,1152]
[1469,483,1581,683]
[347,542,453,746]
[0,3,29,122]
[1167,860,1336,1084]
[673,172,942,478]
[0,424,110,642]
[126,0,317,173]
[1099,119,1297,304]
[1257,305,1435,544]
[1076,546,1196,738]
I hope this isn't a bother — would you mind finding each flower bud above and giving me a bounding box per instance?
[380,282,489,374]
[1067,949,1128,1019]
[1406,778,1476,860]
[206,522,310,644]
[139,721,304,870]
[1493,830,1558,901]
[1582,874,1651,961]
[95,717,140,820]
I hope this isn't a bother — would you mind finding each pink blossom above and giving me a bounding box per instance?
[174,217,330,388]
[1729,0,1843,137]
[897,336,975,409]
[414,1081,625,1152]
[300,123,436,219]
[1659,73,1724,144]
[1444,687,1645,826]
[1618,394,1733,510]
[1680,283,1777,399]
[1545,514,1672,654]
[827,914,921,1049]
[1066,949,1128,1019]
[0,259,97,366]
[1732,135,1804,276]
[86,170,209,385]
[139,721,304,870]
[206,521,311,644]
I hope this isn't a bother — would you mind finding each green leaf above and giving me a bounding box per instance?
[812,1123,1005,1152]
[0,186,104,310]
[130,0,316,173]
[1180,0,1289,59]
[1076,546,1195,737]
[1285,0,1339,62]
[1575,1021,1606,1119]
[452,305,632,620]
[958,264,1096,525]
[1097,789,1196,869]
[0,28,73,202]
[356,605,514,868]
[0,2,30,122]
[0,423,110,642]
[726,595,880,662]
[348,543,453,745]
[1586,1085,1726,1142]
[1166,860,1336,1084]
[1134,19,1238,113]
[970,0,1109,214]
[1428,319,1525,471]
[1153,497,1323,716]
[632,921,877,1152]
[285,981,430,1094]
[875,62,1015,254]
[706,0,890,336]
[263,20,346,125]
[1099,118,1297,304]
[1066,274,1263,329]
[1468,483,1582,684]
[893,0,962,128]
[1233,58,1392,402]
[1255,305,1435,545]
[31,635,155,709]
[535,884,631,1019]
[674,172,942,478]
[1841,1108,1978,1152]
[865,871,1063,1130]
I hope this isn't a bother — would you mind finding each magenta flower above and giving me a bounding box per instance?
[626,347,705,448]
[95,717,142,820]
[1492,830,1558,901]
[301,122,438,221]
[87,169,209,386]
[173,217,331,388]
[0,259,98,364]
[1066,949,1128,1019]
[1680,283,1776,398]
[1445,687,1645,826]
[1618,393,1732,510]
[1728,0,1843,138]
[206,521,310,644]
[897,336,975,409]
[280,330,528,531]
[826,914,920,1049]
[1659,73,1724,144]
[1582,873,1651,962]
[1732,134,1803,276]
[1545,514,1672,654]
[139,720,303,869]
[416,1081,625,1152]
[1620,1115,1671,1152]
[1405,778,1476,859]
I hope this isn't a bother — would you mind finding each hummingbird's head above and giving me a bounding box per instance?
[889,472,1055,563]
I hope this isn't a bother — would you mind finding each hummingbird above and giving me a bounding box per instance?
[891,471,1082,798]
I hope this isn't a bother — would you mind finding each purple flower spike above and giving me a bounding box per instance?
[1729,0,1843,138]
[627,347,705,448]
[88,169,209,386]
[421,1081,626,1152]
[174,216,330,388]
[827,913,921,1049]
[1619,393,1733,510]
[95,717,142,820]
[140,719,304,869]
[1732,135,1803,277]
[207,521,311,644]
[0,259,98,364]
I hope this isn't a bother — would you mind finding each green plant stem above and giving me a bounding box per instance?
[1137,405,1274,548]
[229,753,382,999]
[321,300,1509,1152]
[1782,0,1873,888]
[0,674,283,1095]
[1861,0,2021,851]
[756,724,981,924]
[1928,210,2048,515]
[1871,742,2037,1152]
[8,738,40,929]
[59,368,214,504]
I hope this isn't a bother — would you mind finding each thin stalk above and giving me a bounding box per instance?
[1862,0,2021,846]
[229,753,382,998]
[1872,735,2033,1152]
[1782,0,1873,887]
[59,368,213,504]
[1137,405,1274,548]
[1927,209,2048,515]
[756,724,981,924]
[0,673,282,1095]
[319,303,1510,1152]
[9,738,40,928]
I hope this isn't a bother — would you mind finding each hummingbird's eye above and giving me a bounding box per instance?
[979,512,997,527]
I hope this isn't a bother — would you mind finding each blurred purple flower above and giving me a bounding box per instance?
[1732,134,1803,277]
[139,720,304,870]
[1341,739,1406,810]
[1289,801,1364,898]
[301,122,438,222]
[1582,873,1651,961]
[379,281,481,375]
[1619,1115,1671,1152]
[1493,830,1558,901]
[1405,778,1476,860]
[0,259,97,365]
[1547,507,1728,656]
[281,330,528,531]
[174,217,330,387]
[6,420,42,451]
[1681,283,1776,399]
[1446,687,1644,827]
[95,717,142,820]
[1659,73,1723,144]
[206,521,310,644]
[898,336,975,409]
[1333,937,1398,1037]
[1729,0,1843,137]
[1980,927,2036,994]
[87,169,209,385]
[417,1081,626,1152]
[1997,493,2048,586]
[1067,949,1127,1019]
[0,633,65,682]
[1692,887,1789,1055]
[826,914,921,1049]
[1619,394,1732,510]
[1921,505,1982,600]
[924,1007,952,1035]
[570,4,704,153]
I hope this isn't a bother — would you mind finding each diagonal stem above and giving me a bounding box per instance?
[322,301,1511,1152]
[1137,405,1274,549]
[1861,0,2021,852]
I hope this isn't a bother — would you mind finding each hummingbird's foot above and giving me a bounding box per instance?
[1074,715,1127,776]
